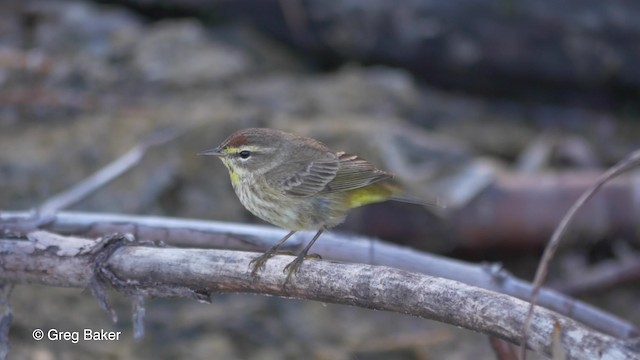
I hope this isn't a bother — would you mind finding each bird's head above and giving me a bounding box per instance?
[198,128,291,181]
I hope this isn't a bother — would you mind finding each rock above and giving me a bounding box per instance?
[234,65,418,117]
[133,20,251,85]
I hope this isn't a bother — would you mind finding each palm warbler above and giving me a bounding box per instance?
[199,128,418,278]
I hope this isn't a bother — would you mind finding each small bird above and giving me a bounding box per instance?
[199,128,425,280]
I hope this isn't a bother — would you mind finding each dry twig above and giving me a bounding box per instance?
[37,127,186,215]
[0,284,13,360]
[553,251,640,295]
[521,149,640,358]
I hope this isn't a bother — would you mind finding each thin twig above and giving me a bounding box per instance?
[37,127,187,215]
[1,232,638,359]
[520,149,640,359]
[0,211,637,340]
[132,295,145,341]
[552,252,640,296]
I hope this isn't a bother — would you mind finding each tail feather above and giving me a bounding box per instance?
[390,194,445,209]
[346,181,445,210]
[385,182,445,209]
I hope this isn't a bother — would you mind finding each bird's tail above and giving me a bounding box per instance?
[346,182,445,210]
[390,194,444,209]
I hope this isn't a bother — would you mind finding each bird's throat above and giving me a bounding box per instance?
[229,169,241,187]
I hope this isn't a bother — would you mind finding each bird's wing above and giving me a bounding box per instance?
[267,154,340,197]
[320,152,393,193]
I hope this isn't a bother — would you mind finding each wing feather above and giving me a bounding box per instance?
[267,150,392,197]
[321,152,392,193]
[267,155,340,197]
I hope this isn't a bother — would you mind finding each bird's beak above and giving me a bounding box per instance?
[197,148,224,156]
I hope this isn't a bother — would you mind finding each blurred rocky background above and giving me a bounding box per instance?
[1,0,639,359]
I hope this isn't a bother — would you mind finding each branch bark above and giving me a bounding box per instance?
[1,232,638,359]
[1,211,638,341]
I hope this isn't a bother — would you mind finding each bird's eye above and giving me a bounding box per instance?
[239,150,251,159]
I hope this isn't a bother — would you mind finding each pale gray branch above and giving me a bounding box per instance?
[0,232,638,359]
[0,211,638,341]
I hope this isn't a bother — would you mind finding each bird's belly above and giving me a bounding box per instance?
[234,181,347,231]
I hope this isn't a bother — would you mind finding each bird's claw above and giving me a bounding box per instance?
[282,252,322,284]
[283,256,304,284]
[283,257,303,275]
[249,251,296,276]
[249,254,270,276]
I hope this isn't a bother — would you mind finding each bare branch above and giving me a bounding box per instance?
[0,232,638,359]
[36,127,187,215]
[132,295,145,341]
[1,211,638,340]
[521,149,640,358]
[0,283,13,360]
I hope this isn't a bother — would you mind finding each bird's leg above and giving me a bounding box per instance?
[250,230,296,276]
[284,229,324,282]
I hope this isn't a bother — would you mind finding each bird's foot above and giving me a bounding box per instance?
[249,250,294,276]
[283,255,305,284]
[282,253,321,284]
[305,253,322,260]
